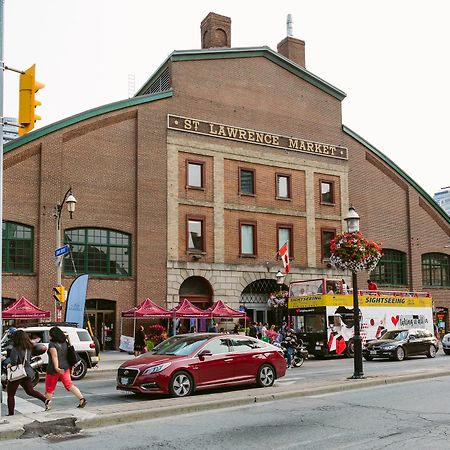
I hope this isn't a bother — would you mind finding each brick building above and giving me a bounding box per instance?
[3,13,449,348]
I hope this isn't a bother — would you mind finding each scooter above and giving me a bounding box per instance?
[1,344,46,388]
[282,340,309,368]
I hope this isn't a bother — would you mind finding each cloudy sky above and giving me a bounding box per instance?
[4,0,449,197]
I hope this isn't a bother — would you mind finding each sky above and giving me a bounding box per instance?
[3,0,449,197]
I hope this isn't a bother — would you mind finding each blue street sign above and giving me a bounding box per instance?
[54,245,70,257]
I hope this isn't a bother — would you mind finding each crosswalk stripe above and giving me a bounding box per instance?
[2,394,43,414]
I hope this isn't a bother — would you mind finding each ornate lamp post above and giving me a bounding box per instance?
[53,188,77,321]
[275,270,286,326]
[344,207,364,379]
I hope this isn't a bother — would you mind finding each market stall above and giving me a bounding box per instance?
[170,298,210,334]
[2,296,51,320]
[120,298,172,351]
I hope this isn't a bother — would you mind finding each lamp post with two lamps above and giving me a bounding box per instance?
[344,206,364,379]
[53,188,77,321]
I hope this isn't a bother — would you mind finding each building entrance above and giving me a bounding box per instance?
[85,299,116,350]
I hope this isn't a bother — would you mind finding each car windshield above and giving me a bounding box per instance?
[380,330,408,341]
[151,335,209,356]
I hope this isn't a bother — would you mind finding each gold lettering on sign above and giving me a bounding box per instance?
[168,115,348,160]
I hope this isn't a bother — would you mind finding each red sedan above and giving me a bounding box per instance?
[117,333,286,397]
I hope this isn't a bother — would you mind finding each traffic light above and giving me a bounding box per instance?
[52,285,65,303]
[18,64,45,136]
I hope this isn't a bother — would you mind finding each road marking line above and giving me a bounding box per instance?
[2,393,44,414]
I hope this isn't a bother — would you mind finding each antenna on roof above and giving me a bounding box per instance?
[287,14,293,37]
[128,73,136,98]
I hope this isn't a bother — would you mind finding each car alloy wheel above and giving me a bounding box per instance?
[395,347,405,361]
[427,345,437,358]
[71,358,88,380]
[257,364,275,387]
[170,371,193,397]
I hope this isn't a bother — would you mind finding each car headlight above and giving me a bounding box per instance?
[142,362,171,375]
[381,345,396,350]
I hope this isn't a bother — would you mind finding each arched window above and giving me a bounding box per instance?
[422,253,450,287]
[371,249,406,286]
[64,228,131,277]
[2,221,33,273]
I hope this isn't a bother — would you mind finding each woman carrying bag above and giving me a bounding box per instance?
[44,326,87,410]
[6,330,46,416]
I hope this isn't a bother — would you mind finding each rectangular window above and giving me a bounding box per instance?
[240,222,256,256]
[321,229,336,260]
[239,169,255,195]
[187,161,203,188]
[276,174,291,199]
[320,181,334,204]
[187,218,204,252]
[277,224,293,258]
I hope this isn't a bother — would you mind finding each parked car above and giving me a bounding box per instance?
[441,333,450,355]
[117,333,286,397]
[16,324,99,380]
[363,328,438,361]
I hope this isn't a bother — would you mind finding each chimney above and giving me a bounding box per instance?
[277,14,305,68]
[201,12,231,49]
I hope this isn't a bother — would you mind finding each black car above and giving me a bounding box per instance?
[363,328,438,361]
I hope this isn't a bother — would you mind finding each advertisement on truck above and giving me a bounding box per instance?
[288,278,433,357]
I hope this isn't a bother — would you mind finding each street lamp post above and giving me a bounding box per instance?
[345,206,364,379]
[53,188,77,321]
[276,270,285,326]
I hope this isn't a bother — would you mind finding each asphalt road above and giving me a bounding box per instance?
[4,374,450,449]
[3,352,450,416]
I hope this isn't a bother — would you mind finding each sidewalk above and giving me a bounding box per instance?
[95,351,133,372]
[1,364,450,440]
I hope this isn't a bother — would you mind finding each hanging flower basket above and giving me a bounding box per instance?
[330,231,383,273]
[268,290,289,308]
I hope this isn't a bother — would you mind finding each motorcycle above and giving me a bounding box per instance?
[1,343,47,388]
[282,340,309,368]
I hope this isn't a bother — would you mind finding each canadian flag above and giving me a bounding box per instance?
[278,243,290,274]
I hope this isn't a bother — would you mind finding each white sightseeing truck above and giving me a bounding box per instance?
[288,278,434,357]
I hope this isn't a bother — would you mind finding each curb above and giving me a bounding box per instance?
[1,368,449,440]
[78,368,450,430]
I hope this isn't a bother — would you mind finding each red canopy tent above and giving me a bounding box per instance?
[206,300,246,318]
[2,296,50,319]
[120,298,171,337]
[170,298,210,334]
[171,298,210,318]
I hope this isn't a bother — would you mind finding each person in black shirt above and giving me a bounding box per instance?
[6,330,46,415]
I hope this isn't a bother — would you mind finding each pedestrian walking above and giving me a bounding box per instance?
[134,325,146,356]
[44,326,87,411]
[6,330,46,416]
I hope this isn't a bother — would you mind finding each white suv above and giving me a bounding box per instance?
[19,324,99,380]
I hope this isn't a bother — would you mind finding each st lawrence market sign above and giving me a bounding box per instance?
[167,115,348,160]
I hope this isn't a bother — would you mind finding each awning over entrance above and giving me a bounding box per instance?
[121,298,172,318]
[206,300,246,318]
[2,296,51,319]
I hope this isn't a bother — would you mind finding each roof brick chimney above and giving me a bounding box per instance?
[201,12,231,49]
[277,15,305,68]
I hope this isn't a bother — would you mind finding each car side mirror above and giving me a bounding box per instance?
[198,349,212,358]
[409,335,416,341]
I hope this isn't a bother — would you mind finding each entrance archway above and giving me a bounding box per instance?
[178,276,213,309]
[85,299,116,350]
[178,276,213,333]
[240,279,288,325]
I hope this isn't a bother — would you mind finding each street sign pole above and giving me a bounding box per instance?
[0,0,5,421]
